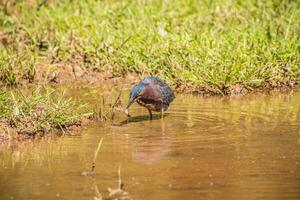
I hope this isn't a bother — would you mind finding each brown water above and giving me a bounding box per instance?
[1,87,300,200]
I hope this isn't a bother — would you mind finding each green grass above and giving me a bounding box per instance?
[0,0,299,93]
[0,87,86,136]
[0,48,36,86]
[0,91,10,118]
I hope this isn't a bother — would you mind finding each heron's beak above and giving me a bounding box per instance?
[124,97,135,116]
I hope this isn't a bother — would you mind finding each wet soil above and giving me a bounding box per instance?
[0,117,90,143]
[37,66,300,96]
[1,55,298,96]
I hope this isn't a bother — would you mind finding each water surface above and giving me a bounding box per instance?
[1,88,300,200]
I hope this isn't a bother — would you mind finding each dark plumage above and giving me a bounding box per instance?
[125,77,175,119]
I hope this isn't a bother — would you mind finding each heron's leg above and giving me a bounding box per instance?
[147,109,153,120]
[161,107,165,119]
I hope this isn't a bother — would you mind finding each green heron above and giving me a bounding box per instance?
[124,77,175,119]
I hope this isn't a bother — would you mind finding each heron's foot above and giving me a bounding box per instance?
[147,109,153,120]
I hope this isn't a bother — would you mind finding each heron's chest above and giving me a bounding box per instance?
[136,99,162,111]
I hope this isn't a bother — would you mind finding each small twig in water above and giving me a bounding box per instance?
[107,164,131,200]
[93,181,103,200]
[93,137,104,170]
[82,137,103,176]
[118,164,124,190]
[111,87,123,120]
[112,87,123,109]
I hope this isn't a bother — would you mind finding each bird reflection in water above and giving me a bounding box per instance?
[130,119,172,165]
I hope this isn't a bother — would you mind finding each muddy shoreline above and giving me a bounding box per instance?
[2,61,298,96]
[0,67,299,144]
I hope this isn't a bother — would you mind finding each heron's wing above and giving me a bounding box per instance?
[140,77,175,105]
[154,80,175,105]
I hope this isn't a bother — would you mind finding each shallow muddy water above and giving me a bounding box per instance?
[1,87,300,200]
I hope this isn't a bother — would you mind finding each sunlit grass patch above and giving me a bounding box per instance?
[0,0,299,93]
[0,88,87,137]
[0,91,10,118]
[0,49,36,86]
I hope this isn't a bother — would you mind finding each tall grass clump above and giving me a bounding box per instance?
[0,49,36,86]
[0,0,299,93]
[0,88,86,136]
[0,91,10,118]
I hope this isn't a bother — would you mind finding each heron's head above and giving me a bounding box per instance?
[124,84,144,115]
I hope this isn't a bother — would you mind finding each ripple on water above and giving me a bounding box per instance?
[1,91,300,200]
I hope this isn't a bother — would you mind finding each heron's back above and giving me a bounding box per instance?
[141,77,175,105]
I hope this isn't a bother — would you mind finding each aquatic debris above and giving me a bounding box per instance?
[91,87,124,121]
[106,165,131,200]
[91,165,132,200]
[82,137,103,176]
[81,136,132,198]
